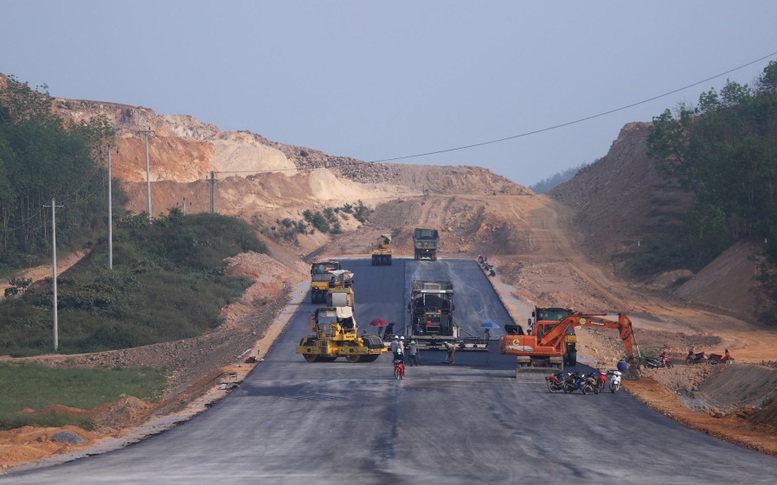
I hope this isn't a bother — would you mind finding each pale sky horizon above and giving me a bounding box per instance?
[2,1,777,186]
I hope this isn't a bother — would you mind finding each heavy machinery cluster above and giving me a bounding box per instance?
[296,258,385,363]
[297,230,642,379]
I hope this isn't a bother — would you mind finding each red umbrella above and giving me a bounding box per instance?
[369,318,388,327]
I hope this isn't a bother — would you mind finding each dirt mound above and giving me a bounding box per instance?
[695,364,777,410]
[31,405,94,420]
[93,396,152,433]
[0,426,99,470]
[752,396,777,428]
[675,241,763,323]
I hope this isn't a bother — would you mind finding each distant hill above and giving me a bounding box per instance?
[530,163,588,193]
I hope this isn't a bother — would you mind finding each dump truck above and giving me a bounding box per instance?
[499,312,642,377]
[371,234,393,266]
[413,228,439,261]
[310,260,342,303]
[296,306,386,362]
[326,270,355,308]
[403,280,486,351]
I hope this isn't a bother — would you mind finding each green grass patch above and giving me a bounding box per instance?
[0,363,167,430]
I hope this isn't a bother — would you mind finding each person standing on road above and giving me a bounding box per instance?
[407,340,420,366]
[443,341,456,364]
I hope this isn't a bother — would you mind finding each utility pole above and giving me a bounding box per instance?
[139,126,154,222]
[44,198,63,352]
[107,144,116,269]
[208,171,217,214]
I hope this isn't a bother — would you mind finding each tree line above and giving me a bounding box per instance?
[647,60,777,270]
[0,76,118,272]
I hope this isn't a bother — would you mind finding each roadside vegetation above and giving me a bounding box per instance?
[644,61,777,276]
[0,363,167,430]
[0,76,269,356]
[257,201,371,244]
[0,208,266,356]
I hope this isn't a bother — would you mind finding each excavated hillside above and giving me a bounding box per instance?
[56,99,525,217]
[549,122,772,324]
[549,122,694,277]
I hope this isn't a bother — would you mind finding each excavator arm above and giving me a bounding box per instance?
[538,313,641,360]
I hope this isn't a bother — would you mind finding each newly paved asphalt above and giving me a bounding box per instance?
[5,258,777,484]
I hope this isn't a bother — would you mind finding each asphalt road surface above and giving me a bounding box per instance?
[6,258,777,484]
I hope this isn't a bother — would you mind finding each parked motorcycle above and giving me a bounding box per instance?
[644,354,673,369]
[591,369,607,394]
[607,370,622,393]
[708,351,734,365]
[546,371,565,393]
[685,351,707,365]
[563,372,596,395]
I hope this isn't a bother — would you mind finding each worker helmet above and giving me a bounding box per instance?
[393,335,399,340]
[400,336,405,340]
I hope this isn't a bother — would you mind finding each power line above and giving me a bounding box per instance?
[369,50,777,163]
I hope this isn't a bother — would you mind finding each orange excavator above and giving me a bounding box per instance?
[498,312,641,376]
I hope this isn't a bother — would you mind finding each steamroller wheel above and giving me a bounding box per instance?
[346,355,361,363]
[360,354,380,362]
[304,354,319,362]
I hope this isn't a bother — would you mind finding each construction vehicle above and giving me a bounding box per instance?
[326,270,355,308]
[499,312,641,377]
[371,234,393,266]
[404,280,486,351]
[296,306,386,362]
[309,260,342,303]
[506,306,576,364]
[413,228,439,261]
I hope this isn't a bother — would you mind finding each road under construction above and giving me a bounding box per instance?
[5,258,776,484]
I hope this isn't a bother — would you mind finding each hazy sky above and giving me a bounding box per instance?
[2,1,777,186]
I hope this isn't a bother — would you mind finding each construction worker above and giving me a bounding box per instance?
[407,340,420,366]
[443,341,456,364]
